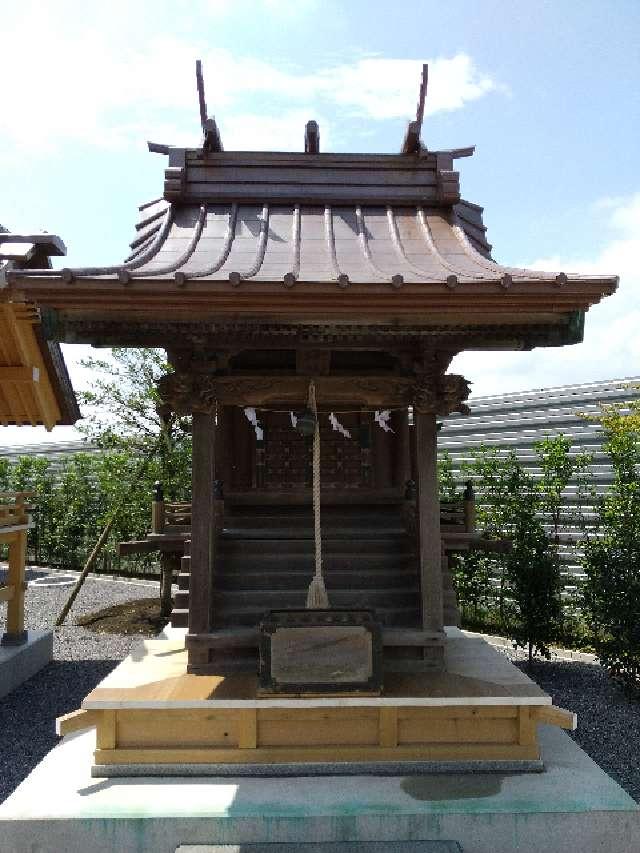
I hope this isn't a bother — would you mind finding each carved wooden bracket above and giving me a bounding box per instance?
[157,371,471,414]
[411,373,470,415]
[157,372,219,415]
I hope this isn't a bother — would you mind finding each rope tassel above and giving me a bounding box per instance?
[306,379,330,609]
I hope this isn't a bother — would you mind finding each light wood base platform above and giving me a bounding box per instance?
[58,629,575,773]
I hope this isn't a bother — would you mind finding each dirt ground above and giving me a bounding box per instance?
[76,597,170,635]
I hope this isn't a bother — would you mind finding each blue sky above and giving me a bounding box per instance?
[2,0,639,445]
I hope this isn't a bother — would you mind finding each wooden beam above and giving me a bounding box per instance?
[56,709,100,737]
[188,410,216,669]
[415,410,443,637]
[96,710,117,750]
[4,305,61,428]
[535,705,577,731]
[118,536,185,556]
[147,142,171,155]
[237,709,258,749]
[94,742,541,765]
[378,706,398,747]
[0,366,39,383]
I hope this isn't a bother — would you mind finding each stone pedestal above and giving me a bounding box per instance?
[1,723,638,853]
[0,629,52,699]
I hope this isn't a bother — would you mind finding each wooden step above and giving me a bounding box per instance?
[214,555,415,574]
[217,569,419,591]
[221,527,407,540]
[213,606,421,629]
[214,588,419,609]
[218,537,411,555]
[174,590,190,609]
[171,608,189,628]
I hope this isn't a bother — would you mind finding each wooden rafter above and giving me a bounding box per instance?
[0,304,62,428]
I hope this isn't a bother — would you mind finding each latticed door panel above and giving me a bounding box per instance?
[262,414,309,489]
[261,412,369,490]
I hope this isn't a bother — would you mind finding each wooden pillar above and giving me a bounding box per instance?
[151,481,165,534]
[188,409,216,669]
[395,408,412,489]
[217,405,234,489]
[160,552,179,617]
[414,409,443,635]
[2,529,28,645]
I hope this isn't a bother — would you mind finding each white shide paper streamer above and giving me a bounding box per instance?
[329,412,351,438]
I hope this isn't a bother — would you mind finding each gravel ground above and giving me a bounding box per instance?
[1,569,640,807]
[0,565,159,803]
[502,647,640,803]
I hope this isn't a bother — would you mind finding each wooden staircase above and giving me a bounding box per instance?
[171,503,461,652]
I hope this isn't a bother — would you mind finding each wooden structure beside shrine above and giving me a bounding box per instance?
[9,66,617,770]
[0,233,79,651]
[0,232,79,429]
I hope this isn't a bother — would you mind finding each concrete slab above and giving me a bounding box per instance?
[0,724,637,853]
[0,629,52,699]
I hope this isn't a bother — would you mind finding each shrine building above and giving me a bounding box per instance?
[2,65,618,772]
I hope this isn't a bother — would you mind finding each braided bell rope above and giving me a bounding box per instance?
[306,379,329,608]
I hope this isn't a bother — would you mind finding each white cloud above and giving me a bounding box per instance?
[220,110,330,152]
[0,2,500,155]
[451,193,640,397]
[321,55,499,120]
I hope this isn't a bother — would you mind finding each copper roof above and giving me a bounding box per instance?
[7,148,616,296]
[98,197,529,287]
[3,102,618,343]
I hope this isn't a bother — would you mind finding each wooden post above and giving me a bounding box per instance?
[2,529,27,645]
[188,409,216,670]
[151,481,165,534]
[463,480,476,533]
[395,407,412,488]
[160,553,178,617]
[415,409,444,637]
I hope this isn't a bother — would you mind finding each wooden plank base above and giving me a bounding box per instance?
[65,631,576,773]
[87,703,546,766]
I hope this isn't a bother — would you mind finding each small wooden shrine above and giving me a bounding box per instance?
[10,65,617,771]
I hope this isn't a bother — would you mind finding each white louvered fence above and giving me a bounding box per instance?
[440,376,640,601]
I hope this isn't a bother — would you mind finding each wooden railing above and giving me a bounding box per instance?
[149,480,476,536]
[0,491,33,646]
[151,481,224,534]
[439,482,477,533]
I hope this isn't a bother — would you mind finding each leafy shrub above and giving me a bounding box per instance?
[583,404,640,691]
